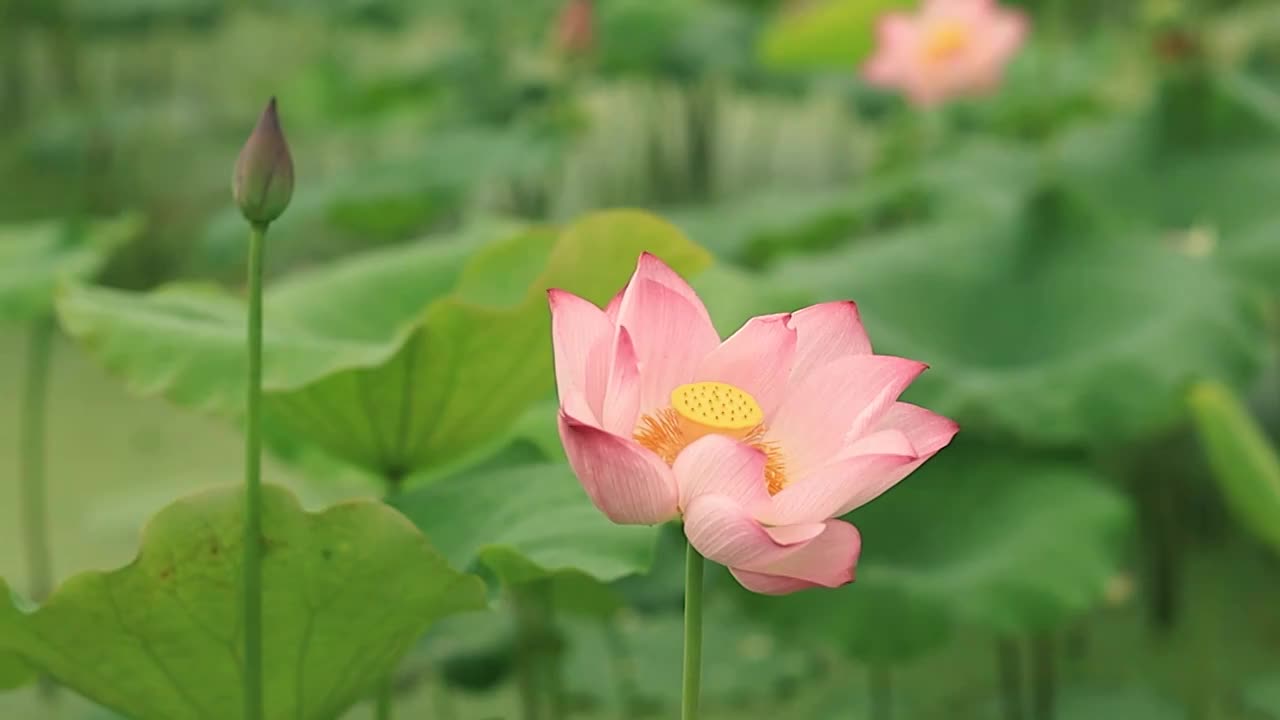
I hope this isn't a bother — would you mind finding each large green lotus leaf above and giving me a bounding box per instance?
[61,210,710,477]
[0,484,485,720]
[57,282,402,415]
[742,443,1131,663]
[510,400,566,463]
[0,651,32,691]
[1188,381,1280,555]
[1055,117,1280,289]
[671,140,1035,270]
[263,210,710,477]
[758,0,916,72]
[0,214,141,322]
[770,208,1266,448]
[392,463,659,585]
[56,232,483,415]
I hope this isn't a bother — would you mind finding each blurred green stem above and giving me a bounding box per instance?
[0,0,27,131]
[20,316,55,604]
[1064,620,1090,667]
[1137,470,1182,630]
[546,626,568,719]
[45,0,82,101]
[374,474,404,720]
[374,677,393,720]
[603,618,639,719]
[431,671,457,720]
[20,316,56,703]
[684,78,718,202]
[997,638,1025,720]
[514,585,546,720]
[870,665,893,720]
[242,222,267,720]
[1030,633,1056,720]
[681,540,705,720]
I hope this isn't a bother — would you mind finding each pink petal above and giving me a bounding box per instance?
[775,403,959,519]
[673,434,771,511]
[695,313,796,417]
[877,402,960,457]
[751,519,861,588]
[549,289,613,425]
[764,523,827,545]
[765,451,919,526]
[682,496,859,588]
[730,569,822,595]
[629,252,715,327]
[683,494,802,569]
[614,278,720,415]
[862,15,919,85]
[605,284,626,323]
[600,328,641,436]
[769,355,928,479]
[558,411,679,525]
[787,302,872,386]
[770,418,957,525]
[843,428,917,457]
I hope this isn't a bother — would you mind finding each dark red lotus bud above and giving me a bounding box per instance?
[233,98,294,226]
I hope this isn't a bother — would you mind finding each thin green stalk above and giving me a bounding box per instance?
[602,618,639,719]
[20,317,55,604]
[242,222,267,720]
[374,475,404,720]
[1030,633,1056,720]
[374,677,393,720]
[513,587,544,720]
[431,670,457,720]
[545,619,567,719]
[997,638,1025,720]
[20,317,56,702]
[681,540,705,720]
[870,665,893,720]
[0,0,28,131]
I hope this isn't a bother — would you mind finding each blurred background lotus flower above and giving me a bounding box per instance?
[554,0,595,57]
[863,0,1029,107]
[551,253,957,594]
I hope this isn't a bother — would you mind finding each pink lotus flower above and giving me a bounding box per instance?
[550,254,957,595]
[862,0,1028,107]
[554,0,594,57]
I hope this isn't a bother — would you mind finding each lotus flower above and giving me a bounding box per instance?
[862,0,1028,107]
[550,254,957,595]
[554,0,594,57]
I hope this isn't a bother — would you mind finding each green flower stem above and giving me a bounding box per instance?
[681,540,705,720]
[544,617,567,720]
[603,618,639,719]
[431,671,457,720]
[20,317,55,605]
[1030,633,1056,720]
[870,665,893,720]
[242,221,267,720]
[374,475,404,720]
[374,677,393,720]
[997,638,1025,720]
[20,316,56,702]
[513,586,544,720]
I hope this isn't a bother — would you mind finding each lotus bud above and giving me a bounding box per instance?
[233,98,294,226]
